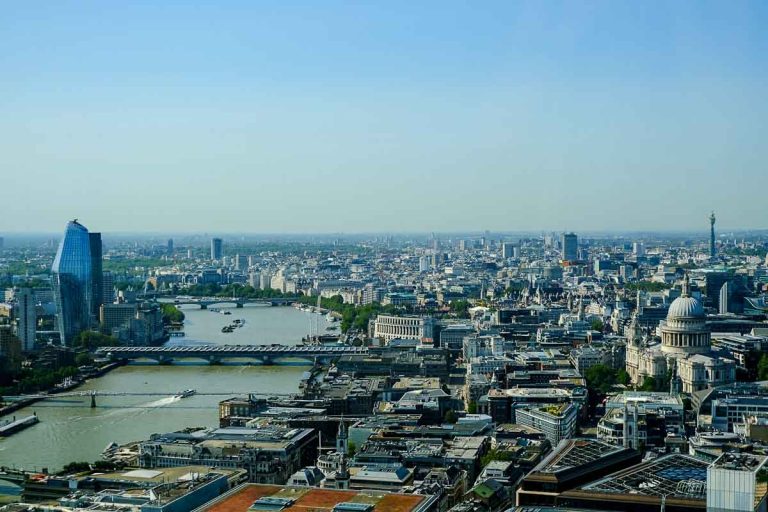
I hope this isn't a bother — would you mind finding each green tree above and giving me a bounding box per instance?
[758,354,768,380]
[74,331,120,351]
[450,300,471,318]
[627,281,672,292]
[75,353,94,367]
[590,319,604,332]
[444,409,459,424]
[60,461,91,474]
[480,448,515,467]
[348,441,357,457]
[160,303,185,324]
[584,364,619,394]
[640,376,657,392]
[467,401,478,414]
[616,368,631,386]
[92,460,117,472]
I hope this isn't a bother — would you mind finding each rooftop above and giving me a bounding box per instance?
[577,453,709,501]
[712,453,768,472]
[200,484,430,512]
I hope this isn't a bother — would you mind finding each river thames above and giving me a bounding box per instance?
[0,305,330,472]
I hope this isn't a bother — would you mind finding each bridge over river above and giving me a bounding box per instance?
[97,344,367,365]
[162,296,295,308]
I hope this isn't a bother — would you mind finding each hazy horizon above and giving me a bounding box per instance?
[2,2,767,233]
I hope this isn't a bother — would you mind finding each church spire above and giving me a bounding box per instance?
[681,273,691,298]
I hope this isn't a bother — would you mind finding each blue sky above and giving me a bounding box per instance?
[1,1,766,233]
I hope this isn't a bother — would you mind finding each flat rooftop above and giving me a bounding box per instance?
[712,453,768,472]
[577,453,709,501]
[537,439,628,474]
[200,484,430,512]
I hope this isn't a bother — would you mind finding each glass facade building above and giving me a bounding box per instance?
[51,221,93,345]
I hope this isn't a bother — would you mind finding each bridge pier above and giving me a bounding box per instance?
[261,357,274,366]
[157,356,173,365]
[236,303,243,308]
[200,304,208,310]
[208,356,221,365]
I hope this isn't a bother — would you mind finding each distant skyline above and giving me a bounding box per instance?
[1,1,767,233]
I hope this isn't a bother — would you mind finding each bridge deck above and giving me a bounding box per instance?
[98,345,367,354]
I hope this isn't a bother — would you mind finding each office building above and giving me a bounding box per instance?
[102,270,115,304]
[234,254,247,270]
[372,314,435,342]
[167,238,174,255]
[100,303,138,332]
[556,454,709,511]
[562,232,578,262]
[710,211,717,259]
[502,242,516,259]
[440,323,475,353]
[597,392,684,448]
[15,287,36,351]
[516,438,641,507]
[210,237,223,260]
[138,425,317,484]
[707,453,768,512]
[89,231,103,321]
[516,403,578,445]
[51,220,95,345]
[0,325,22,374]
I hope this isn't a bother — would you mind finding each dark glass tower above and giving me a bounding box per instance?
[89,232,103,320]
[52,220,93,345]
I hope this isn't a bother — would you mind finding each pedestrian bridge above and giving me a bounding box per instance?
[97,344,367,365]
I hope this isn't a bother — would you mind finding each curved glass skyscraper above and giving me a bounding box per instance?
[52,220,93,345]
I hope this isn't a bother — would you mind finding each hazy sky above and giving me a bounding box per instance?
[1,1,766,234]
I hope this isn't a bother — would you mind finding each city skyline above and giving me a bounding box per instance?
[1,2,767,233]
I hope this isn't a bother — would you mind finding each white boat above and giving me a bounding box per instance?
[174,389,196,399]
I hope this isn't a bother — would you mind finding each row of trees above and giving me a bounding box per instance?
[296,294,402,333]
[1,366,79,395]
[626,281,672,292]
[60,460,120,475]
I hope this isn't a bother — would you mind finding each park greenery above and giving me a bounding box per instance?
[73,331,120,351]
[160,303,185,324]
[296,294,401,333]
[626,281,672,292]
[450,300,471,318]
[0,366,79,396]
[102,257,173,273]
[584,364,631,394]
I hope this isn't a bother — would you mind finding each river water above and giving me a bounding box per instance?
[0,305,330,472]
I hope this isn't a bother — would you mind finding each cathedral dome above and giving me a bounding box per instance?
[667,296,705,320]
